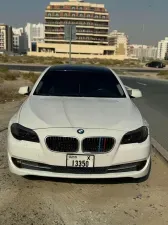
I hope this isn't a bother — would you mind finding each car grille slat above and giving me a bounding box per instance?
[82,137,115,153]
[46,136,78,153]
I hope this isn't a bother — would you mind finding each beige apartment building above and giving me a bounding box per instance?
[108,30,128,56]
[0,24,13,52]
[28,0,127,59]
[45,0,109,45]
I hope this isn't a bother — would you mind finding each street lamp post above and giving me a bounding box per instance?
[141,24,145,63]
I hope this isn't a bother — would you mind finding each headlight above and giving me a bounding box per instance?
[11,123,39,143]
[121,126,148,144]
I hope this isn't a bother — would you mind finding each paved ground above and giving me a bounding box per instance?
[0,130,168,225]
[121,76,168,152]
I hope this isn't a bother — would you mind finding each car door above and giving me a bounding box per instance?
[153,62,158,68]
[147,62,152,67]
[150,62,155,67]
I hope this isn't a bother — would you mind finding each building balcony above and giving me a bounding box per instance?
[94,26,109,29]
[45,21,109,28]
[45,6,108,13]
[45,13,109,20]
[77,32,108,36]
[45,28,108,35]
[77,29,108,33]
[46,9,109,16]
[45,17,93,22]
[45,24,64,27]
[45,37,64,40]
[45,36,108,42]
[45,16,109,22]
[44,39,108,45]
[45,30,64,33]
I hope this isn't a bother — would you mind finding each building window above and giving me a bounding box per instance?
[87,14,91,18]
[94,15,98,18]
[47,13,51,17]
[102,15,106,19]
[79,6,83,11]
[72,13,76,17]
[55,13,59,17]
[79,13,84,17]
[64,13,68,17]
[72,6,76,10]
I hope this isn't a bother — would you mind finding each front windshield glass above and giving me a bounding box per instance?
[33,69,126,98]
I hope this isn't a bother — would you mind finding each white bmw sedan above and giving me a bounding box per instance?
[7,65,151,180]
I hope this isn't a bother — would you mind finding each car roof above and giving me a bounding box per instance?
[49,64,112,73]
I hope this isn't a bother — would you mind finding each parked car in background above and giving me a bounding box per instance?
[146,61,166,68]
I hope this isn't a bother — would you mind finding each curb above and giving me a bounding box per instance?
[151,138,168,162]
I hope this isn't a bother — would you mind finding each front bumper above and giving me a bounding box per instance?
[8,155,151,179]
[7,127,151,179]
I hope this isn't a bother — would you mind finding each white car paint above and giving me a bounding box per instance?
[18,97,143,131]
[7,67,151,179]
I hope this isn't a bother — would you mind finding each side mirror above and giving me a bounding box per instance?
[127,89,142,98]
[18,86,30,95]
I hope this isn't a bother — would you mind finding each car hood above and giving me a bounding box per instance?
[18,96,143,131]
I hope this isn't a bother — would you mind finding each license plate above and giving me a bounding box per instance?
[66,155,94,168]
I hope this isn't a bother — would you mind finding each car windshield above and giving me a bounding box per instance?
[33,69,126,98]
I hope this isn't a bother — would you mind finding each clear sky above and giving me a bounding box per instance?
[0,0,167,45]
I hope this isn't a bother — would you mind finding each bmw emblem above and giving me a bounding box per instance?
[77,129,84,134]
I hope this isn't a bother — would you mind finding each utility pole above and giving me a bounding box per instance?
[69,25,72,64]
[141,24,145,63]
[64,25,76,65]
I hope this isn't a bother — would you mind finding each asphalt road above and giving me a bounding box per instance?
[121,76,168,151]
[0,63,168,73]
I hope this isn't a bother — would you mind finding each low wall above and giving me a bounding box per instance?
[28,52,127,60]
